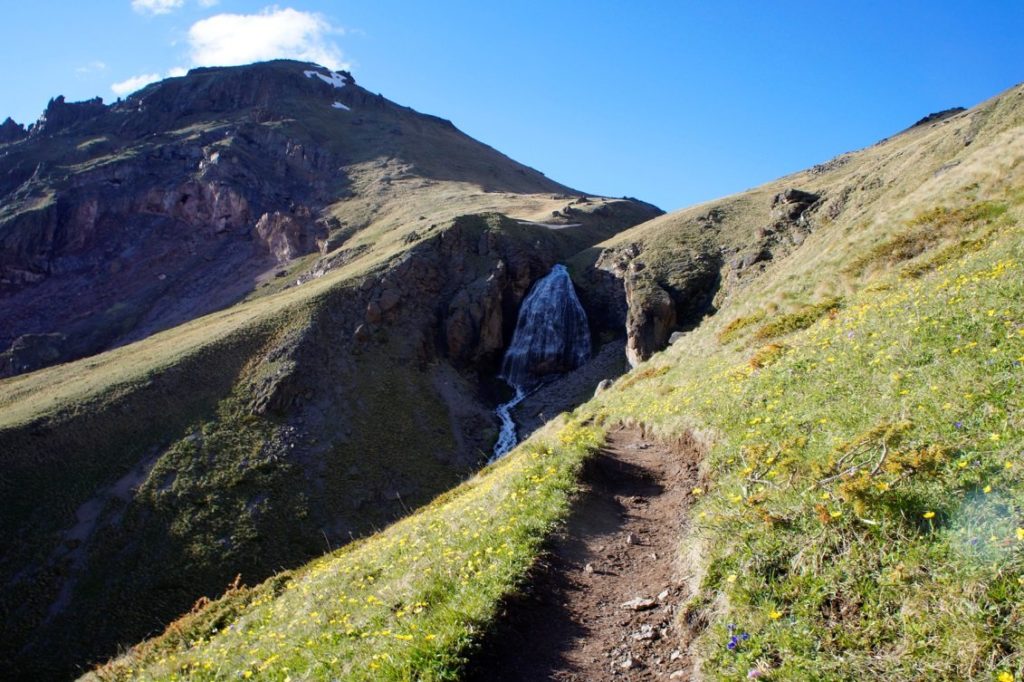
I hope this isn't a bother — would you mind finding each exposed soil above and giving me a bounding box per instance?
[465,426,700,681]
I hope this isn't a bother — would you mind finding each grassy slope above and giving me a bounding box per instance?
[597,201,1024,679]
[583,89,1024,679]
[81,86,1024,680]
[0,197,642,675]
[86,420,602,681]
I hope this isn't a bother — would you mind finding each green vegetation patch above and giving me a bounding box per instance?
[87,420,603,681]
[752,296,843,341]
[718,309,768,344]
[846,200,1009,277]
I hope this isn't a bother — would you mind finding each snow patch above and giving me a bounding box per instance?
[332,101,351,111]
[304,69,346,89]
[517,221,583,230]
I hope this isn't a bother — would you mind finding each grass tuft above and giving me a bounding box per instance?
[752,296,843,341]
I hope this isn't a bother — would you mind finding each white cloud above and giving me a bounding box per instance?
[111,73,162,96]
[197,0,219,7]
[187,7,347,70]
[131,0,185,15]
[76,61,108,74]
[110,67,187,96]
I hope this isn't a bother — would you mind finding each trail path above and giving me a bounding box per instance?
[467,427,700,680]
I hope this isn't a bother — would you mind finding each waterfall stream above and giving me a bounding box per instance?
[490,264,591,461]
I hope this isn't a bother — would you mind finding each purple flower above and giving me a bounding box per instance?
[954,421,964,429]
[728,636,738,650]
[741,632,750,641]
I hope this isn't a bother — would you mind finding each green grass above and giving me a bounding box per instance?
[752,296,844,341]
[718,309,768,344]
[845,200,1009,277]
[86,419,602,681]
[591,199,1024,680]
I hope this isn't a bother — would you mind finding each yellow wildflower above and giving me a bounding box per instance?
[923,511,936,519]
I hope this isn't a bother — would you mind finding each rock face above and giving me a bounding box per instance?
[254,210,326,262]
[624,275,677,367]
[771,188,820,223]
[595,241,719,367]
[441,228,556,369]
[0,117,27,143]
[31,96,106,136]
[727,188,821,282]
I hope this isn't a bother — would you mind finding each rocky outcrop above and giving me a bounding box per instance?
[624,275,677,367]
[0,332,66,376]
[254,210,326,262]
[445,260,510,364]
[727,188,821,282]
[31,96,106,136]
[0,117,27,144]
[596,244,677,367]
[140,181,252,234]
[771,188,820,223]
[595,235,723,367]
[910,107,966,128]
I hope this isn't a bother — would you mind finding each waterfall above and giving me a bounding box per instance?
[490,264,591,460]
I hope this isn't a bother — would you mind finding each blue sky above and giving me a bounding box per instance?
[1,1,1022,211]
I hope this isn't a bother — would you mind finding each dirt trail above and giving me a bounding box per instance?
[466,426,700,681]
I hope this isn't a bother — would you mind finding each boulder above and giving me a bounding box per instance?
[378,288,401,312]
[771,188,820,221]
[254,210,325,262]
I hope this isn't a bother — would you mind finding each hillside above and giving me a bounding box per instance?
[78,81,1024,681]
[0,61,662,679]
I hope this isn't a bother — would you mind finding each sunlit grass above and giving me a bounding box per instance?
[592,198,1024,679]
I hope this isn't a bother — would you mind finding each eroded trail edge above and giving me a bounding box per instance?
[467,426,700,681]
